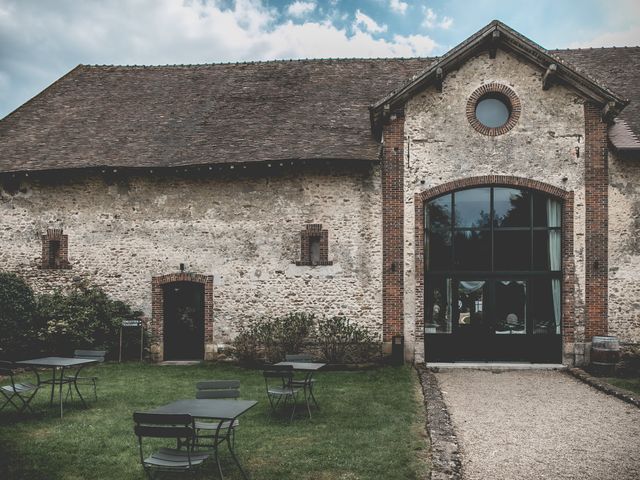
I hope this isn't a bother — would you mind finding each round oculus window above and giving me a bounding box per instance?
[466,83,521,136]
[475,94,511,128]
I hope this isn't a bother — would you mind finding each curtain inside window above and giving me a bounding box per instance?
[547,199,561,334]
[459,280,485,293]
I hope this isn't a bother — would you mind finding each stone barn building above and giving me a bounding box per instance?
[1,21,639,364]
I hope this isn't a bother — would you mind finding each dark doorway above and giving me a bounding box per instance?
[163,281,205,360]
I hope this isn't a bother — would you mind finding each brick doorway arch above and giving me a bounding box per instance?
[151,273,214,362]
[414,176,575,363]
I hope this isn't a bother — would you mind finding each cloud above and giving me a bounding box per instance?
[0,0,439,118]
[353,9,387,34]
[287,1,316,18]
[389,0,408,15]
[422,7,453,30]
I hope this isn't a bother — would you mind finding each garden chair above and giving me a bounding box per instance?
[133,412,210,479]
[65,349,106,401]
[0,361,41,414]
[263,365,302,422]
[194,380,241,449]
[285,354,320,409]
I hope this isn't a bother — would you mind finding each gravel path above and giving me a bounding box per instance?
[434,369,640,480]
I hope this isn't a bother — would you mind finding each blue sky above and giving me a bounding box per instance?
[1,0,639,118]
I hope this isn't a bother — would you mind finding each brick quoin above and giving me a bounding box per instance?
[584,102,609,339]
[151,272,214,361]
[382,112,405,343]
[414,176,576,355]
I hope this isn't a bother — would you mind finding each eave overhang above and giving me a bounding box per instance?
[370,20,630,140]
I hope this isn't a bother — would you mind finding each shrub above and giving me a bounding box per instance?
[35,283,143,358]
[0,272,39,360]
[233,312,316,364]
[316,316,382,363]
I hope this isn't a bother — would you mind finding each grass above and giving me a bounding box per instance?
[0,363,428,480]
[602,376,640,395]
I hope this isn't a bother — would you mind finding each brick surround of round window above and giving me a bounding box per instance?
[466,83,521,136]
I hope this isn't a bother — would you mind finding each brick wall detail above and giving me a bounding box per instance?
[296,223,333,266]
[584,102,609,339]
[151,272,214,362]
[41,228,70,269]
[382,112,405,342]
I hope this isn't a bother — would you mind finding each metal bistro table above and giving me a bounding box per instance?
[149,398,257,480]
[16,356,99,418]
[274,361,326,412]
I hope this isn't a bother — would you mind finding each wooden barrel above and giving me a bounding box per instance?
[591,336,620,368]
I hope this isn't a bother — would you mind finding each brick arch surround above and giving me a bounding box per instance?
[413,175,575,362]
[151,272,214,362]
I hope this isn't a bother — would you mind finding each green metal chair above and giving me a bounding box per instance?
[286,353,320,409]
[0,361,41,414]
[65,349,106,401]
[193,380,241,450]
[133,412,210,479]
[263,365,303,421]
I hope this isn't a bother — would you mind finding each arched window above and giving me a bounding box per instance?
[424,187,561,361]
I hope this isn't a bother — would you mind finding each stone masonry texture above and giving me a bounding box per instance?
[0,162,383,358]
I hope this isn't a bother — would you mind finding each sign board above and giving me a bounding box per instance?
[122,320,141,327]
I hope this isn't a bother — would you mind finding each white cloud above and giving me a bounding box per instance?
[0,0,440,118]
[568,27,640,48]
[389,0,408,15]
[353,9,387,34]
[422,7,453,30]
[287,1,316,18]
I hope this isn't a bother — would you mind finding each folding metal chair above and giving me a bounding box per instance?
[133,412,210,480]
[263,365,303,421]
[194,380,241,450]
[285,354,320,409]
[65,349,106,401]
[0,361,41,414]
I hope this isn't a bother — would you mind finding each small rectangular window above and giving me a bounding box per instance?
[310,236,321,265]
[48,240,61,268]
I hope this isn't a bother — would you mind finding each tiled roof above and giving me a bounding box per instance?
[0,59,431,174]
[551,46,640,150]
[0,46,638,174]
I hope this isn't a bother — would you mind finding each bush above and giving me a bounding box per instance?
[233,312,316,364]
[35,284,144,359]
[0,272,39,360]
[316,316,381,364]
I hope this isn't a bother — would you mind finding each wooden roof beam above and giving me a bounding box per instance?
[542,63,557,90]
[489,30,500,59]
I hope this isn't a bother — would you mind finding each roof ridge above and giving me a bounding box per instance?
[81,57,436,69]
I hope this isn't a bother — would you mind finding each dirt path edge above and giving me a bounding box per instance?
[415,365,463,480]
[565,367,640,408]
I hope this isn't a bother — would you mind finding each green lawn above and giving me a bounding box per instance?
[603,376,640,395]
[0,363,428,480]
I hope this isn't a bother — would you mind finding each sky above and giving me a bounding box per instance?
[1,0,639,119]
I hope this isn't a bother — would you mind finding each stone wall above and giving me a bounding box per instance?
[608,151,640,343]
[403,48,587,363]
[0,162,383,357]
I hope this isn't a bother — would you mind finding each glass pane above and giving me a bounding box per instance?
[533,194,562,227]
[495,280,526,334]
[427,195,451,230]
[454,230,490,270]
[428,230,452,270]
[310,237,321,264]
[494,230,531,270]
[476,97,510,128]
[454,188,490,228]
[533,230,561,271]
[457,281,486,329]
[426,278,452,334]
[532,278,561,334]
[494,188,530,227]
